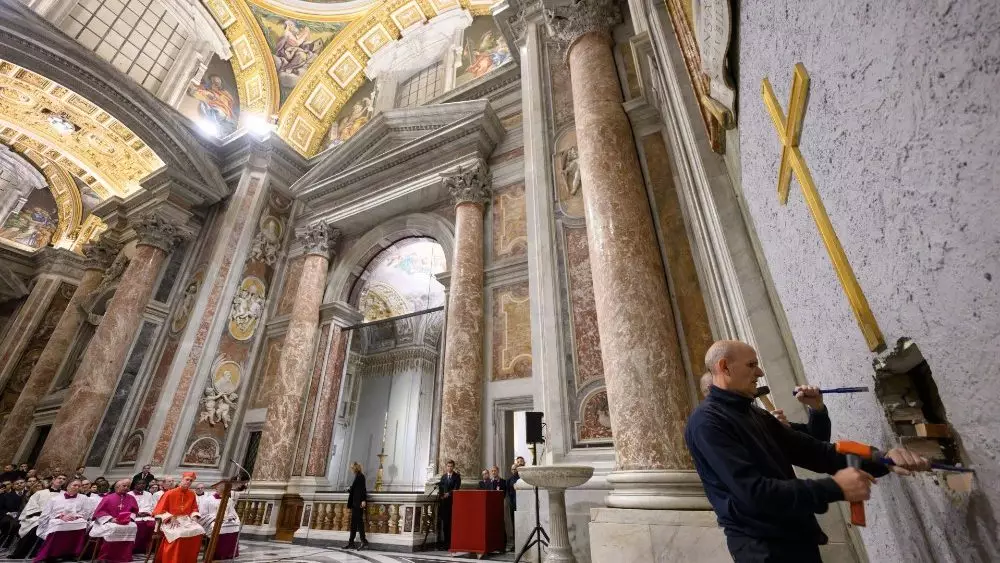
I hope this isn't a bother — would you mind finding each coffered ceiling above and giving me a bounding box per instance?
[204,0,497,157]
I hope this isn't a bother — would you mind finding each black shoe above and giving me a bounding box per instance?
[343,543,356,550]
[358,541,369,551]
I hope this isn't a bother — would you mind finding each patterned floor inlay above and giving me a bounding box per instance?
[0,539,517,562]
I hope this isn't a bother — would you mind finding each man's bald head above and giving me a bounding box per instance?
[705,340,763,399]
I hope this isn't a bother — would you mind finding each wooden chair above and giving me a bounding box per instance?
[143,518,162,563]
[78,536,102,562]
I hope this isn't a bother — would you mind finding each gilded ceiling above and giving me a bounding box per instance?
[204,0,496,157]
[0,60,161,252]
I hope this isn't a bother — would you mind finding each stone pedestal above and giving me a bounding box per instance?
[254,223,338,484]
[545,0,698,506]
[437,161,491,478]
[0,240,119,460]
[588,508,729,562]
[34,215,190,472]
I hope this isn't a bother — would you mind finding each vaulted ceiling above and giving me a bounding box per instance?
[205,0,497,156]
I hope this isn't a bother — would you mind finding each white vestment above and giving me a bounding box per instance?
[151,490,164,505]
[129,490,156,522]
[158,515,205,543]
[195,493,209,515]
[198,494,241,535]
[18,489,57,537]
[37,492,91,539]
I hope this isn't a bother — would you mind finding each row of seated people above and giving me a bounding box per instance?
[1,473,240,562]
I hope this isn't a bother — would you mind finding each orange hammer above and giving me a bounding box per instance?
[834,440,874,527]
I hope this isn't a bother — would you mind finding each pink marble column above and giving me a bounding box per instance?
[254,223,338,483]
[438,161,491,479]
[546,0,701,507]
[34,215,191,472]
[0,240,120,460]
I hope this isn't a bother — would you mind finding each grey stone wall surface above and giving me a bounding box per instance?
[737,0,999,561]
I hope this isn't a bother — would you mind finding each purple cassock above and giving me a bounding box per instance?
[34,492,90,562]
[89,491,140,562]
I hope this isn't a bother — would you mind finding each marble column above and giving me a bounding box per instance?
[254,223,338,484]
[0,240,120,461]
[34,215,190,472]
[437,161,491,479]
[545,0,705,509]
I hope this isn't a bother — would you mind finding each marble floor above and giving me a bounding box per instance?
[0,539,517,562]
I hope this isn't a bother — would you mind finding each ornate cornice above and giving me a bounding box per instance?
[132,214,195,253]
[296,222,341,259]
[543,0,622,50]
[81,239,122,271]
[445,160,492,208]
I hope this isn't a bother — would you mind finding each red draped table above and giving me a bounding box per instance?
[450,490,506,557]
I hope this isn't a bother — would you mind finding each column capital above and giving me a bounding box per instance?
[81,239,122,271]
[543,0,622,48]
[131,214,194,253]
[296,222,341,259]
[444,160,493,208]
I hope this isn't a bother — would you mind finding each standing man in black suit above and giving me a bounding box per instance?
[437,460,461,550]
[345,462,369,551]
[130,464,155,490]
[0,478,27,546]
[486,466,506,493]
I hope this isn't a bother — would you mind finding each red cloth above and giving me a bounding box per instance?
[33,528,87,561]
[450,490,506,555]
[152,487,203,563]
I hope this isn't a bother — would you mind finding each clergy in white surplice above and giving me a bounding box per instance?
[35,479,92,561]
[129,478,157,554]
[89,479,139,562]
[198,484,242,560]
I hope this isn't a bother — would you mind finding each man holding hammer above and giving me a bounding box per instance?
[686,340,930,562]
[700,375,831,441]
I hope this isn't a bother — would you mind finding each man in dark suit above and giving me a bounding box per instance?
[345,462,369,550]
[477,469,490,490]
[130,464,155,490]
[437,460,461,550]
[486,466,506,493]
[0,478,27,547]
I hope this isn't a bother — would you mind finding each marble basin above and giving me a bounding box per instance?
[518,465,594,489]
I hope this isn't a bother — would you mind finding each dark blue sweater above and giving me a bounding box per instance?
[791,406,831,442]
[685,386,887,544]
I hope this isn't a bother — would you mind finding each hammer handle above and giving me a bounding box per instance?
[791,386,869,396]
[845,453,866,527]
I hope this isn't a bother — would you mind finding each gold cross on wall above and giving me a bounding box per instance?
[762,63,886,352]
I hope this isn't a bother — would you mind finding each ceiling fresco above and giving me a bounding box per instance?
[0,60,163,252]
[204,0,497,157]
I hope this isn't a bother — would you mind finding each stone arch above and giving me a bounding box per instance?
[323,212,455,305]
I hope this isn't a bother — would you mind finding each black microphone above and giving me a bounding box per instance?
[754,385,771,398]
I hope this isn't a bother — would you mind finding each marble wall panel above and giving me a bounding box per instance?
[292,323,331,475]
[305,328,347,476]
[180,192,291,467]
[251,336,285,409]
[0,279,53,372]
[577,388,613,441]
[153,242,188,303]
[0,282,74,424]
[546,39,574,131]
[642,134,714,385]
[563,226,603,388]
[276,255,304,316]
[86,320,160,466]
[491,280,531,381]
[491,182,527,262]
[152,180,264,465]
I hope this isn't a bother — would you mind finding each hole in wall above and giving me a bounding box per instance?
[873,338,965,467]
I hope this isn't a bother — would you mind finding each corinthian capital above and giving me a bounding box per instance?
[132,214,194,253]
[81,239,122,271]
[544,0,622,47]
[297,222,341,259]
[444,160,493,208]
